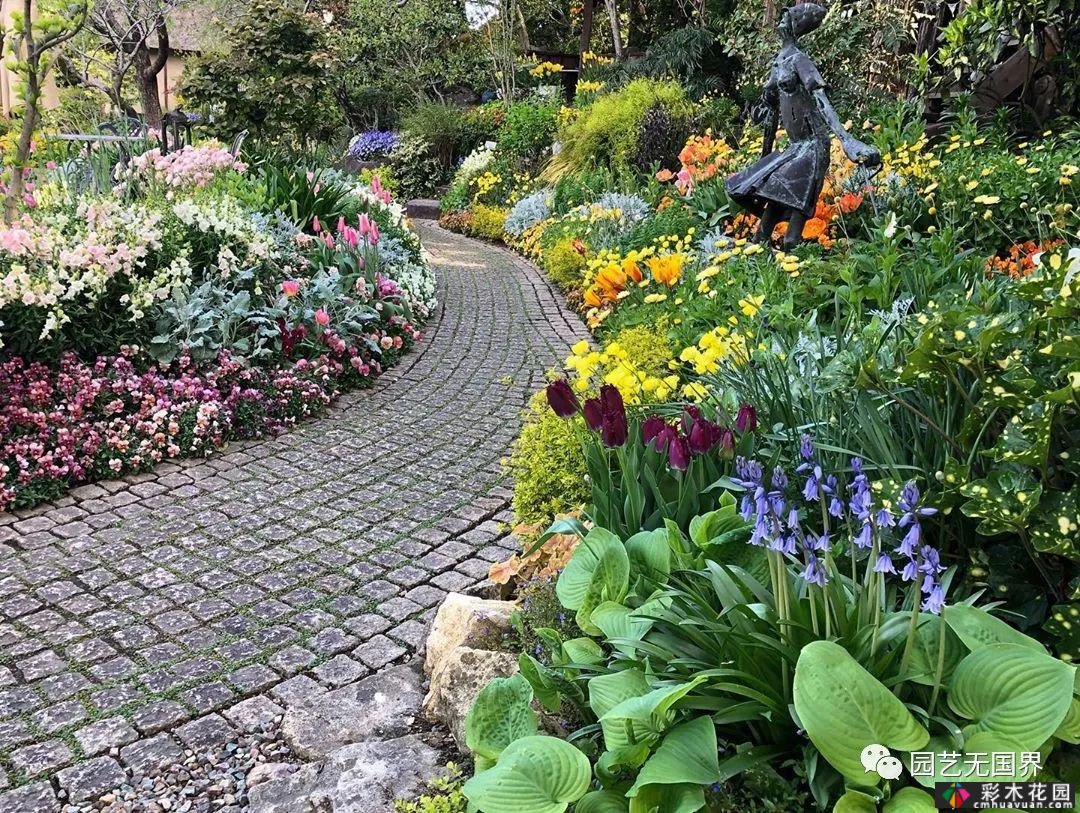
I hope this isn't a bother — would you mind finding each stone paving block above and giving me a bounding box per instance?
[175,714,235,752]
[224,695,285,731]
[353,635,407,670]
[131,700,189,735]
[269,675,327,707]
[312,655,369,688]
[74,717,138,756]
[0,780,58,813]
[9,739,73,776]
[119,733,183,773]
[56,756,126,803]
[227,663,278,693]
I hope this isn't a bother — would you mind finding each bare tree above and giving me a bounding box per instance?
[83,0,195,128]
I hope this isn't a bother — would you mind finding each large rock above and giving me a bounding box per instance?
[423,646,519,752]
[282,664,424,760]
[248,736,441,813]
[424,593,517,682]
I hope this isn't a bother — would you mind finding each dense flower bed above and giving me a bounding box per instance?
[1,142,436,510]
[439,85,1080,811]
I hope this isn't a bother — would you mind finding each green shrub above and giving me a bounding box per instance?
[401,101,466,174]
[620,202,700,252]
[545,79,693,180]
[607,323,672,378]
[541,238,588,291]
[509,391,589,527]
[498,101,559,174]
[467,205,508,241]
[387,133,442,200]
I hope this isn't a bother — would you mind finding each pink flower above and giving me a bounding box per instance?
[282,280,301,297]
[357,214,371,236]
[314,308,330,326]
[312,216,322,233]
[368,222,380,244]
[380,336,393,349]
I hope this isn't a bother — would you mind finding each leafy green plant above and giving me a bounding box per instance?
[401,101,467,176]
[388,133,444,200]
[395,763,468,813]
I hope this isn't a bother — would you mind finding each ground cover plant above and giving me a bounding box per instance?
[0,141,436,511]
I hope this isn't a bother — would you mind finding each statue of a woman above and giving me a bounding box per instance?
[726,3,881,248]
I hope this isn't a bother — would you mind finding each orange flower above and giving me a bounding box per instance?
[583,286,604,307]
[801,218,828,241]
[647,254,684,287]
[622,256,643,282]
[838,192,863,214]
[655,168,675,183]
[595,263,627,299]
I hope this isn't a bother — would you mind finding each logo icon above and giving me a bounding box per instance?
[941,783,970,808]
[861,743,904,780]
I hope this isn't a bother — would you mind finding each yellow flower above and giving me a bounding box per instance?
[683,382,708,401]
[973,195,1001,205]
[571,339,590,356]
[739,295,765,317]
[965,180,979,191]
[644,293,668,304]
[647,254,684,287]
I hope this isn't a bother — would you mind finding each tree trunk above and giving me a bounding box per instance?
[605,0,623,60]
[6,72,38,223]
[579,0,594,55]
[134,43,164,129]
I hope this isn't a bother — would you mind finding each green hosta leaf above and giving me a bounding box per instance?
[465,674,538,761]
[903,614,964,686]
[628,716,720,796]
[793,641,928,783]
[944,604,1045,653]
[589,669,651,720]
[600,678,706,752]
[882,787,936,812]
[557,527,629,634]
[986,401,1055,467]
[627,783,705,813]
[833,790,878,813]
[625,529,671,589]
[562,638,605,666]
[1043,602,1080,662]
[1054,696,1080,744]
[462,735,591,813]
[949,643,1073,749]
[517,654,563,713]
[591,602,654,657]
[575,791,629,813]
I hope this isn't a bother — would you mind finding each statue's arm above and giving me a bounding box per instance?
[761,81,780,156]
[812,88,880,166]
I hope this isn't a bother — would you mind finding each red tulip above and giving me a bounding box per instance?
[599,385,627,447]
[583,398,603,431]
[736,403,758,433]
[668,436,691,470]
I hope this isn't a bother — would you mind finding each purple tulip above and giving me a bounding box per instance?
[681,405,702,436]
[717,428,735,459]
[545,380,579,418]
[688,418,719,454]
[641,416,667,445]
[598,385,627,447]
[735,403,758,433]
[668,435,691,470]
[583,398,603,431]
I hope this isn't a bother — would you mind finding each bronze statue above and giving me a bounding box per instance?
[726,3,881,248]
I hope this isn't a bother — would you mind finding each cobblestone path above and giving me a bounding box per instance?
[0,223,589,811]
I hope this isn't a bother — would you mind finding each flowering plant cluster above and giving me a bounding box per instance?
[346,130,401,162]
[1,143,436,508]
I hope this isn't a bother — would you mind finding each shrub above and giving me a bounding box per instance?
[542,237,588,290]
[401,101,466,175]
[497,101,559,174]
[606,323,672,378]
[466,205,508,241]
[620,202,700,252]
[545,79,694,180]
[509,391,589,528]
[504,189,552,236]
[387,133,442,200]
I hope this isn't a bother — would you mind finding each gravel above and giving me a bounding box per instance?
[60,720,297,813]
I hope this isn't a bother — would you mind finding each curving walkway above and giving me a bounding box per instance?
[0,223,590,811]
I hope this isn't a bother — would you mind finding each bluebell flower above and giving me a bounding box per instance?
[805,555,828,587]
[786,506,800,529]
[802,473,820,502]
[810,533,830,552]
[922,583,946,614]
[800,434,815,461]
[919,545,941,575]
[901,558,920,582]
[772,466,789,490]
[849,487,873,520]
[897,523,920,556]
[874,553,897,574]
[854,522,873,549]
[875,507,895,527]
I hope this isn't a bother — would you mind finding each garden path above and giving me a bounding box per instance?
[0,224,589,811]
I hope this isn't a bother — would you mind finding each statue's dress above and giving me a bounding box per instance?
[726,45,831,218]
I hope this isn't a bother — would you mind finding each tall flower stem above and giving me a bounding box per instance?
[928,612,947,715]
[896,552,924,697]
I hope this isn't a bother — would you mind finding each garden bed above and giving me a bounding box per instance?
[0,144,437,512]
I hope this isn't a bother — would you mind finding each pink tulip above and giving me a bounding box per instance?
[322,231,335,248]
[312,216,322,233]
[282,280,301,297]
[369,222,380,244]
[314,308,330,326]
[337,216,346,233]
[357,214,371,236]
